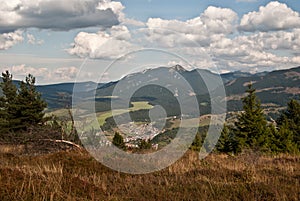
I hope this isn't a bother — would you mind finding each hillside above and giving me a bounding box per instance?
[0,149,299,201]
[92,65,300,117]
[1,66,300,115]
[225,66,300,115]
[37,82,100,109]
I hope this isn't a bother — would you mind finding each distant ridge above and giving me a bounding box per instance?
[1,66,300,114]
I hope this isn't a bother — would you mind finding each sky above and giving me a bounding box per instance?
[1,0,300,84]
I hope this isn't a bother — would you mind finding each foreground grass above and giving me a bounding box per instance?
[0,150,299,201]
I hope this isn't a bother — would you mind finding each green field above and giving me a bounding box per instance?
[46,102,153,131]
[169,116,211,129]
[97,101,153,126]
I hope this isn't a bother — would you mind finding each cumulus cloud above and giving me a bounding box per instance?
[54,67,78,80]
[68,25,139,59]
[27,33,44,45]
[1,64,81,83]
[5,64,49,81]
[0,0,120,33]
[207,32,300,72]
[0,30,23,50]
[3,1,296,75]
[249,30,300,51]
[143,6,238,48]
[66,3,300,72]
[97,0,144,26]
[240,1,300,32]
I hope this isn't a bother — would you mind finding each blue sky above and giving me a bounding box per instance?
[1,0,300,84]
[120,0,300,20]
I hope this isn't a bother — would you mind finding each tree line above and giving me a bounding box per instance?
[0,71,80,146]
[214,84,299,154]
[0,71,46,133]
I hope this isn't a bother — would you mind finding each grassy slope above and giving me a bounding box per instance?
[0,150,299,201]
[97,101,154,126]
[46,101,154,132]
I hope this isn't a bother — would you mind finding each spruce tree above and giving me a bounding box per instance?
[0,72,47,131]
[0,71,19,131]
[235,84,270,150]
[0,95,8,134]
[139,139,152,150]
[216,124,239,154]
[191,132,201,151]
[112,132,125,150]
[276,120,298,153]
[276,99,300,151]
[16,74,47,129]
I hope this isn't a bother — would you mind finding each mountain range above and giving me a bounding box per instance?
[1,65,300,117]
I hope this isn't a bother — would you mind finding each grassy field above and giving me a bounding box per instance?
[46,102,154,132]
[97,101,153,126]
[169,115,212,129]
[0,148,299,201]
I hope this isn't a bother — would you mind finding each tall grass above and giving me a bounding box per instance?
[0,150,299,200]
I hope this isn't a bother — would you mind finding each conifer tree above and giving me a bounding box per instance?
[0,72,47,131]
[216,124,239,154]
[191,132,201,151]
[276,120,298,153]
[235,84,270,150]
[16,74,47,129]
[277,99,300,149]
[139,139,152,150]
[0,71,18,131]
[112,132,125,150]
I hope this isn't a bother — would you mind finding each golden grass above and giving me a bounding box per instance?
[0,150,299,201]
[0,144,26,154]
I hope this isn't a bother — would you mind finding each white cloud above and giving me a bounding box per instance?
[97,0,145,27]
[27,33,44,45]
[291,56,300,64]
[207,33,300,72]
[0,0,120,33]
[7,64,49,80]
[68,25,139,59]
[200,6,238,34]
[0,29,23,50]
[1,64,82,83]
[1,2,287,76]
[240,1,300,32]
[54,67,78,80]
[66,4,300,73]
[251,30,300,51]
[143,6,238,48]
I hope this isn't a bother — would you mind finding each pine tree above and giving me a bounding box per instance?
[191,132,201,151]
[0,72,47,131]
[277,99,300,149]
[276,120,298,153]
[216,124,239,154]
[139,139,152,150]
[16,74,47,129]
[112,132,125,150]
[0,71,18,131]
[235,84,270,151]
[0,95,8,134]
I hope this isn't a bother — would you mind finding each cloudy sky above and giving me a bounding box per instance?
[1,0,300,84]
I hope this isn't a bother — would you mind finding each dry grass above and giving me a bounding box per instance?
[0,144,26,155]
[0,150,299,201]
